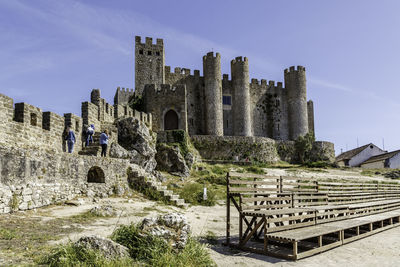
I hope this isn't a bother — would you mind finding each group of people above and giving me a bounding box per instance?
[64,124,109,157]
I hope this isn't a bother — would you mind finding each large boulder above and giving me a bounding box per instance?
[155,144,190,177]
[75,235,129,259]
[139,213,190,249]
[112,118,157,173]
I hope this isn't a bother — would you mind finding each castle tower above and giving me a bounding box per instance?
[203,52,223,136]
[284,66,309,140]
[135,36,165,96]
[231,57,252,136]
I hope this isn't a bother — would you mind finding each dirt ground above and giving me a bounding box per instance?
[1,168,399,266]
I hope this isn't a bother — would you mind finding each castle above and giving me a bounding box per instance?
[115,36,315,141]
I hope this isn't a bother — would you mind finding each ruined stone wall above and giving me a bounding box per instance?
[143,84,187,132]
[191,135,335,163]
[191,135,279,162]
[0,145,133,213]
[0,94,83,154]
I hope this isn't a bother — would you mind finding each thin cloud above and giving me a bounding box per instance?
[308,77,355,93]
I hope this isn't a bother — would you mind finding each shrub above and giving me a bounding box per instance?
[111,223,216,266]
[37,243,134,267]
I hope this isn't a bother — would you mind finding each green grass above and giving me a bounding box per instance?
[111,222,216,267]
[178,183,217,206]
[37,243,135,267]
[0,228,18,240]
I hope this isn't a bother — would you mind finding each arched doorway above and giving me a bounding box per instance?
[164,109,179,130]
[87,166,105,183]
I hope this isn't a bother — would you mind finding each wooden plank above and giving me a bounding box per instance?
[267,221,316,233]
[229,171,279,180]
[297,241,342,259]
[267,224,342,241]
[242,203,292,210]
[229,187,279,192]
[229,180,279,185]
[242,196,292,202]
[268,213,316,223]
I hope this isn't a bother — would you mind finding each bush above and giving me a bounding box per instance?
[111,223,216,267]
[37,243,134,267]
[153,238,216,267]
[304,161,332,168]
[111,223,169,261]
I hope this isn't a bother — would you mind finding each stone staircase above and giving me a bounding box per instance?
[129,168,188,209]
[78,132,101,156]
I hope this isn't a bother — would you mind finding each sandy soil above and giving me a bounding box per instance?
[2,168,400,266]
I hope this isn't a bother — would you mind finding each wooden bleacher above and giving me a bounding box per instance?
[226,171,400,260]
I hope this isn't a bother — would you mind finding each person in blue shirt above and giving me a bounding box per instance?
[100,130,109,157]
[65,125,76,153]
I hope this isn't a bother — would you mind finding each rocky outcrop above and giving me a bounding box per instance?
[112,118,157,173]
[75,235,129,259]
[155,144,190,177]
[89,205,118,217]
[139,213,190,249]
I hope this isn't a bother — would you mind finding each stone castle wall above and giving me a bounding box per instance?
[0,144,132,213]
[0,94,83,153]
[191,135,335,164]
[143,84,187,133]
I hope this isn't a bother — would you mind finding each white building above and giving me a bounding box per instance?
[360,150,400,169]
[336,143,386,167]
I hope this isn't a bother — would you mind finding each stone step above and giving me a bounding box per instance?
[169,194,179,200]
[162,190,172,196]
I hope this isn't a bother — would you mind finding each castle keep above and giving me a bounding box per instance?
[129,36,314,141]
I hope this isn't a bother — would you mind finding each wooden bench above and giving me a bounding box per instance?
[226,171,400,260]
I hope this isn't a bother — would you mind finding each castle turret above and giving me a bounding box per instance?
[231,57,252,136]
[203,52,223,136]
[284,66,308,140]
[135,36,165,96]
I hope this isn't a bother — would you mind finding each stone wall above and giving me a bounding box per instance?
[191,135,279,163]
[143,84,187,132]
[191,135,335,163]
[0,145,134,213]
[0,94,83,154]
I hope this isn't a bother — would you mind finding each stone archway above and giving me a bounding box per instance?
[164,109,179,130]
[87,166,105,183]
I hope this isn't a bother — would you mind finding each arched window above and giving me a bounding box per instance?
[87,166,105,183]
[164,110,179,130]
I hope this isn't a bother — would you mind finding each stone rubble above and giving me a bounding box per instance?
[140,213,191,249]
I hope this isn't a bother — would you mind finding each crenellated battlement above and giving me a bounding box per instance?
[251,78,260,85]
[203,51,221,61]
[135,36,163,46]
[284,65,306,74]
[231,56,248,65]
[116,87,134,93]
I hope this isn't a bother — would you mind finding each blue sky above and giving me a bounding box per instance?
[1,0,399,155]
